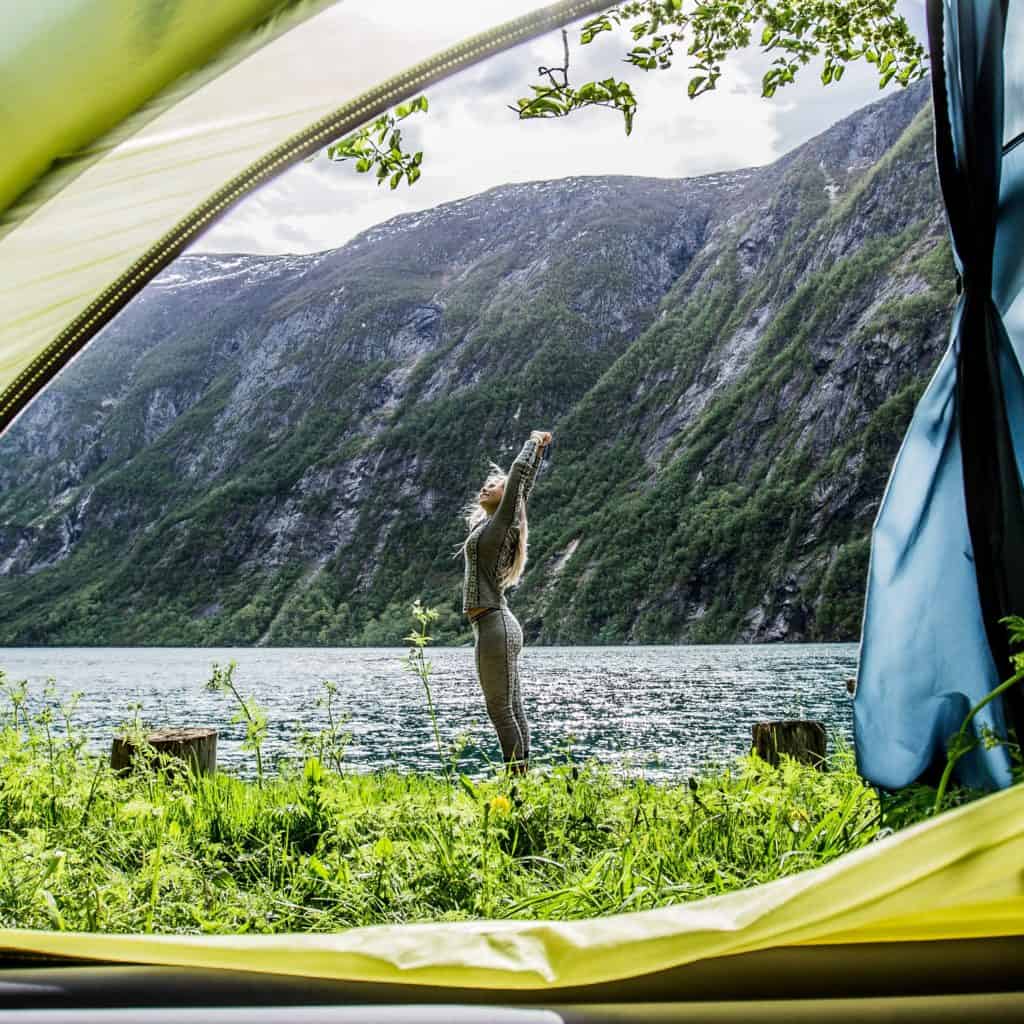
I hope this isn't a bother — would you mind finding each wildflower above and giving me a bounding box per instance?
[489,795,511,815]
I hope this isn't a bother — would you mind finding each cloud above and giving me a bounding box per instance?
[193,0,930,256]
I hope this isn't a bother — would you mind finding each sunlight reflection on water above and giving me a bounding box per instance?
[0,645,857,780]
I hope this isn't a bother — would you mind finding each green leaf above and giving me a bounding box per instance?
[580,14,612,46]
[526,97,565,116]
[307,855,330,880]
[42,849,66,882]
[40,890,66,930]
[122,799,159,819]
[687,75,707,98]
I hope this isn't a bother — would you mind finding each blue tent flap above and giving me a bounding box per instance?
[856,0,1024,790]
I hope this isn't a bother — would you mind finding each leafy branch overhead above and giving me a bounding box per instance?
[327,2,926,178]
[324,96,429,188]
[509,30,640,133]
[513,0,928,133]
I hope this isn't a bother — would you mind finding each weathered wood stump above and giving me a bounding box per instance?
[111,728,217,776]
[752,720,827,769]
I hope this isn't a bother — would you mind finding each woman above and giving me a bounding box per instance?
[461,429,552,773]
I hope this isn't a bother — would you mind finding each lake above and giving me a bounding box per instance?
[0,645,858,779]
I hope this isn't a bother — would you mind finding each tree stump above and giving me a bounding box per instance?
[752,720,826,769]
[111,728,217,776]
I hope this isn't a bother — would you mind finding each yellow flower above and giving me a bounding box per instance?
[489,795,511,815]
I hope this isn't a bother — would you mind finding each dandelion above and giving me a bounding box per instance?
[489,795,511,815]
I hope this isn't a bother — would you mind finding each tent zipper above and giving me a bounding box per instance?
[0,0,611,432]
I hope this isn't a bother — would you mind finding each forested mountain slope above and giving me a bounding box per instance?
[0,81,952,645]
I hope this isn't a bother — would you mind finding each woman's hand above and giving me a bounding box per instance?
[531,430,552,447]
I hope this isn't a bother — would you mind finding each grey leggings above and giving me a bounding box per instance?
[472,606,530,769]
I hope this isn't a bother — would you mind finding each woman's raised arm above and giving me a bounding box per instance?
[493,431,550,527]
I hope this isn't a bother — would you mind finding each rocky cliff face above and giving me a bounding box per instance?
[0,81,952,646]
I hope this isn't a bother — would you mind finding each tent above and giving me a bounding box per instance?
[856,0,1024,793]
[1,0,1021,1017]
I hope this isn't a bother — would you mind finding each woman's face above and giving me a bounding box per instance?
[478,477,505,513]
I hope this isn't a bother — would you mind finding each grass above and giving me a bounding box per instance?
[0,666,957,935]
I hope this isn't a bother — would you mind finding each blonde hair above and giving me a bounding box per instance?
[456,461,529,590]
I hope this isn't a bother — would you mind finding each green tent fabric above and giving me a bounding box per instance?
[1,0,329,218]
[0,0,1022,1010]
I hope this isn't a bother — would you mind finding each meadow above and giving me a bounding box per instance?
[0,605,997,935]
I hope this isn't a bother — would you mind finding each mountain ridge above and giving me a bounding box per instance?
[0,80,952,646]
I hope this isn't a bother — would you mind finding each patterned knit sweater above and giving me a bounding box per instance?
[462,437,544,613]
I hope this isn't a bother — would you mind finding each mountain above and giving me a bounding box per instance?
[0,80,952,646]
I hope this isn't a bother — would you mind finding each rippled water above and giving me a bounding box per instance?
[0,645,858,779]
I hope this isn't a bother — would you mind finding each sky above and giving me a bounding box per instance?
[193,0,928,256]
